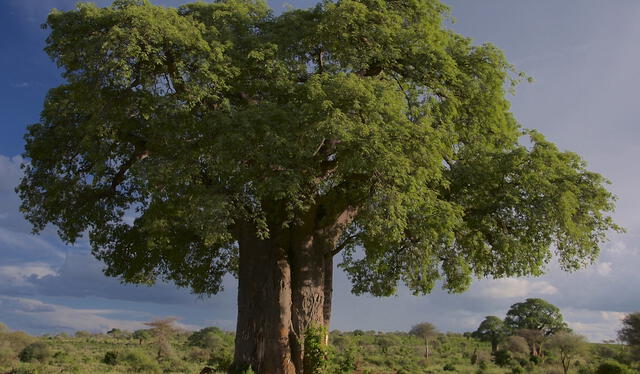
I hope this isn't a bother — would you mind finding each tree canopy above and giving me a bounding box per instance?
[18,0,620,302]
[548,331,587,374]
[618,312,640,346]
[504,298,568,337]
[473,316,507,352]
[409,322,439,342]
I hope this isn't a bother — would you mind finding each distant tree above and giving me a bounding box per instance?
[106,328,131,340]
[548,331,587,374]
[75,330,93,338]
[132,329,153,345]
[0,322,8,333]
[188,327,225,350]
[617,311,640,346]
[505,298,568,357]
[473,316,507,353]
[410,322,439,360]
[505,299,568,336]
[144,317,179,360]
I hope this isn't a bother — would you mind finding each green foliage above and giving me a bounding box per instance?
[410,322,439,341]
[18,342,51,363]
[493,349,512,367]
[303,324,328,374]
[548,331,587,374]
[0,326,638,374]
[123,349,161,373]
[19,0,620,304]
[474,316,507,351]
[505,299,568,336]
[132,329,152,342]
[443,362,456,371]
[595,360,632,374]
[187,326,226,349]
[208,349,233,372]
[102,351,119,365]
[617,311,640,346]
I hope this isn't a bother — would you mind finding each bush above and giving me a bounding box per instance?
[0,341,15,365]
[208,350,233,372]
[123,350,161,373]
[18,342,51,363]
[511,367,524,374]
[303,324,328,374]
[188,327,225,349]
[493,349,512,367]
[7,369,37,374]
[443,363,456,371]
[188,346,210,362]
[595,360,632,374]
[103,350,119,365]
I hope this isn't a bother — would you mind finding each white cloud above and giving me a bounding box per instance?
[0,296,149,333]
[595,262,613,276]
[0,262,56,287]
[564,308,627,342]
[0,155,23,192]
[0,227,64,258]
[477,278,558,299]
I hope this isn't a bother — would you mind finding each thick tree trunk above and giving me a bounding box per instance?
[233,224,296,374]
[232,205,355,374]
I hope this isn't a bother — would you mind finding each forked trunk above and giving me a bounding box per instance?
[232,206,353,374]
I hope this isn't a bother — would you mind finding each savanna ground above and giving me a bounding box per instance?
[0,323,636,374]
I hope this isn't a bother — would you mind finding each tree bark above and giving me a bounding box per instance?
[232,205,355,374]
[233,223,296,374]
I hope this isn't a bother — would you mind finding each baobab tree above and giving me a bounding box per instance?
[19,0,620,373]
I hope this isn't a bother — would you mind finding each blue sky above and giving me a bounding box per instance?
[2,0,640,342]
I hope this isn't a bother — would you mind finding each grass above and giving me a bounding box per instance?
[0,326,635,374]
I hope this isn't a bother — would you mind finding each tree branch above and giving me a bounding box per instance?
[110,149,149,192]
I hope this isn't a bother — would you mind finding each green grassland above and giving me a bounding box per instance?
[0,325,636,374]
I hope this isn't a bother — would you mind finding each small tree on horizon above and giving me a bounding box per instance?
[618,311,640,360]
[548,331,587,374]
[473,316,507,353]
[410,322,439,360]
[144,317,179,361]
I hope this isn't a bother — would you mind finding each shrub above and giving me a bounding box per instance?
[18,342,51,363]
[303,324,328,374]
[8,369,37,374]
[511,366,524,374]
[188,346,210,362]
[595,360,632,374]
[493,349,512,367]
[479,360,488,370]
[443,363,456,371]
[188,327,224,349]
[123,350,161,373]
[208,350,233,372]
[103,351,119,365]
